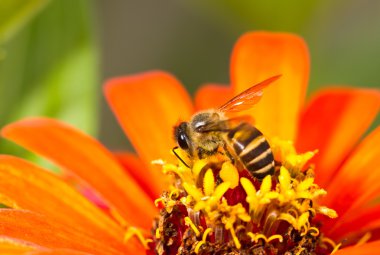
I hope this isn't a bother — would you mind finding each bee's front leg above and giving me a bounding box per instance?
[197,146,218,159]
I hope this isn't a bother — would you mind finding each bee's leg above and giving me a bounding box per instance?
[197,146,218,159]
[223,143,235,164]
[197,147,206,159]
[172,146,190,168]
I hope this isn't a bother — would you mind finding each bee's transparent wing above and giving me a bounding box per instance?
[218,75,281,113]
[194,115,254,133]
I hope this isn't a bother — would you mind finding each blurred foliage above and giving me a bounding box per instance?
[0,0,99,159]
[0,0,51,44]
[185,0,320,33]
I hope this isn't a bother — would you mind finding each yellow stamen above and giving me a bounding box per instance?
[219,161,239,188]
[355,232,372,246]
[247,232,283,244]
[279,166,291,191]
[229,227,241,249]
[202,228,213,242]
[194,241,205,254]
[330,243,342,254]
[297,212,310,232]
[162,163,184,179]
[169,189,180,199]
[317,206,338,218]
[213,182,231,200]
[124,227,151,249]
[295,247,306,255]
[194,227,213,253]
[109,207,129,228]
[183,183,203,201]
[251,233,267,243]
[155,228,161,239]
[322,236,342,253]
[260,175,272,194]
[192,159,208,177]
[308,227,320,237]
[184,216,200,237]
[154,197,164,207]
[203,169,215,197]
[267,234,283,243]
[287,208,299,218]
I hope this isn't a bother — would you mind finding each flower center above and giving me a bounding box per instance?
[147,138,339,255]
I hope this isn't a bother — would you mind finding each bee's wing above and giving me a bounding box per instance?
[218,75,281,113]
[195,115,254,133]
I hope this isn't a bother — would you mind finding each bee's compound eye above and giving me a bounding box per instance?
[178,133,189,150]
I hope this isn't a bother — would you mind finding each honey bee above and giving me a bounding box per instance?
[173,75,280,180]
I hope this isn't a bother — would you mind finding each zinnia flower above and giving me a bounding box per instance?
[0,32,379,255]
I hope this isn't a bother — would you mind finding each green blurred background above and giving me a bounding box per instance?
[0,0,379,154]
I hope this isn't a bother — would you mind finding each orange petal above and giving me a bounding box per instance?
[113,152,157,199]
[297,88,380,188]
[105,71,194,194]
[194,84,232,111]
[0,237,39,254]
[230,32,309,140]
[0,209,133,255]
[1,118,156,229]
[327,203,380,241]
[0,238,92,255]
[30,250,92,255]
[321,127,380,234]
[333,241,380,255]
[0,155,125,246]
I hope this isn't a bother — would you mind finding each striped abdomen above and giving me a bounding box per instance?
[227,123,274,179]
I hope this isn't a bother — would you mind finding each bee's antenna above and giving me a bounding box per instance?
[172,146,190,168]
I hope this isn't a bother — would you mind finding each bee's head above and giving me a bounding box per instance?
[173,122,193,156]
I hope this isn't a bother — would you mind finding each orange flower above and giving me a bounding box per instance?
[0,32,379,254]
